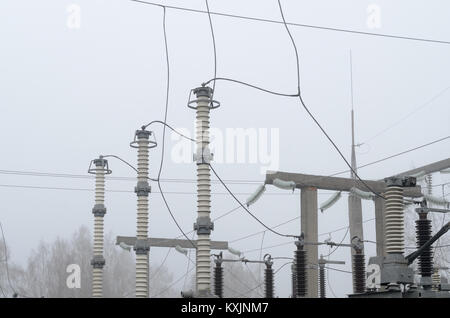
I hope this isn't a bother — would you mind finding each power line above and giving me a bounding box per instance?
[209,163,298,239]
[129,0,450,45]
[361,85,450,144]
[1,135,447,186]
[153,5,196,249]
[277,0,384,201]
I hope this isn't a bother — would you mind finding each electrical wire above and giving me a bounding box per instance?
[202,77,298,97]
[142,120,196,142]
[149,248,172,282]
[323,227,350,258]
[152,5,195,249]
[205,0,217,108]
[361,85,450,144]
[1,136,446,185]
[129,0,450,45]
[277,0,384,201]
[209,163,298,239]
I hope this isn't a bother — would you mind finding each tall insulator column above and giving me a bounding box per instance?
[131,129,154,298]
[189,86,219,296]
[295,241,307,297]
[318,264,326,298]
[384,182,405,254]
[352,252,366,293]
[88,156,111,298]
[351,237,366,294]
[416,212,433,283]
[264,255,274,298]
[214,254,223,298]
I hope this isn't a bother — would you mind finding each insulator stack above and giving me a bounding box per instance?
[432,270,440,291]
[319,265,326,298]
[214,262,223,298]
[190,86,219,295]
[291,263,297,298]
[353,253,366,293]
[132,129,152,298]
[384,184,405,254]
[416,214,433,278]
[264,265,274,298]
[426,174,433,196]
[295,247,307,297]
[88,157,110,298]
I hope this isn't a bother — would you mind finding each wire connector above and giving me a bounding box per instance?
[194,217,214,235]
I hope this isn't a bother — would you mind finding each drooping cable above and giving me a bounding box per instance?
[209,163,298,239]
[276,0,385,200]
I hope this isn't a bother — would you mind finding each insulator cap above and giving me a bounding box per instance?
[134,239,150,255]
[194,86,213,98]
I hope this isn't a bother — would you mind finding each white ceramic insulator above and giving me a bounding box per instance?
[196,95,212,293]
[93,164,105,298]
[92,268,102,297]
[137,138,149,241]
[136,136,150,298]
[349,187,375,200]
[227,247,241,257]
[273,178,295,190]
[320,191,341,211]
[136,254,149,298]
[246,184,266,207]
[384,186,405,254]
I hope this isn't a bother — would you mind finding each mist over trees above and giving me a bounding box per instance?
[0,226,266,298]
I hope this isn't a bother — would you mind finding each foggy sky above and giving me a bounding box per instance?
[0,0,449,297]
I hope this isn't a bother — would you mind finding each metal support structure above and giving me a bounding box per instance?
[131,128,154,298]
[374,196,386,257]
[88,156,111,298]
[300,187,318,297]
[318,255,345,298]
[189,86,218,296]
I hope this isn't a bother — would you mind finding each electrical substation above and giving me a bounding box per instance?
[81,1,450,299]
[1,1,449,301]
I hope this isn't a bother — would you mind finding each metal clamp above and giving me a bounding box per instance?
[134,239,150,255]
[129,129,157,149]
[87,157,112,175]
[187,87,220,110]
[92,204,106,217]
[194,217,214,235]
[193,148,214,164]
[135,181,151,196]
[91,255,105,269]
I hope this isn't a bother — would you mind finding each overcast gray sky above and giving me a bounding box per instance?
[0,0,449,297]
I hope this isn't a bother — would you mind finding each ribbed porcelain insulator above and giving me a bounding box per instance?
[384,186,405,254]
